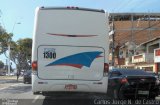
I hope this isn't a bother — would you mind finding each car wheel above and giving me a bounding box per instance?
[118,85,126,99]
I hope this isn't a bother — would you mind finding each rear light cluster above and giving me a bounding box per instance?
[104,63,109,74]
[121,78,128,84]
[32,61,37,71]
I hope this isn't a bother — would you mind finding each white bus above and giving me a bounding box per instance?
[32,6,109,96]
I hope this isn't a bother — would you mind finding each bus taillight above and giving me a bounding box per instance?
[32,61,38,71]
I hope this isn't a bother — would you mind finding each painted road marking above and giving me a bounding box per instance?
[0,83,23,90]
[32,95,40,103]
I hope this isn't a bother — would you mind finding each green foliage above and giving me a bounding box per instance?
[0,60,4,69]
[0,24,32,77]
[0,25,13,54]
[10,38,32,70]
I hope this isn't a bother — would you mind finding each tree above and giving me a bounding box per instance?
[10,38,32,81]
[0,25,13,54]
[0,24,32,81]
[0,60,4,69]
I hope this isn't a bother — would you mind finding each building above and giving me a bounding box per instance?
[109,13,160,73]
[154,47,160,73]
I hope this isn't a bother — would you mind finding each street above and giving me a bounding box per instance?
[0,77,160,105]
[0,77,109,105]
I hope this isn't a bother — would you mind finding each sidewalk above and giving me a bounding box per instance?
[0,76,23,80]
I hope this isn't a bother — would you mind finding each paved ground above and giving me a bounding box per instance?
[0,76,160,105]
[0,82,108,105]
[0,76,23,89]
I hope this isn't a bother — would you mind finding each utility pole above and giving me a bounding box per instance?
[7,22,21,76]
[112,16,115,67]
[8,40,11,76]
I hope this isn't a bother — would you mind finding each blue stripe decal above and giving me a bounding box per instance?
[46,51,103,68]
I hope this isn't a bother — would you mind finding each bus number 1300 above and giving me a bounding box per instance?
[43,52,56,59]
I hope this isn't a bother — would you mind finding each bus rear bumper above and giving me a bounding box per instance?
[32,75,108,94]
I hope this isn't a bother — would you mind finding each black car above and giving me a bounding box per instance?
[23,70,32,84]
[107,69,159,99]
[145,72,160,93]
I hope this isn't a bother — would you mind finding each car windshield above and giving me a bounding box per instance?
[114,69,151,76]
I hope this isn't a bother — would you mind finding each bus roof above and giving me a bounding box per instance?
[39,6,105,13]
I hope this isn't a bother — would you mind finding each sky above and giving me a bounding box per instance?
[0,0,160,66]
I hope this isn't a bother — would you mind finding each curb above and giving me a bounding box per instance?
[0,76,23,80]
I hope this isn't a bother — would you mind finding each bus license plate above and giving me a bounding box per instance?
[65,84,77,90]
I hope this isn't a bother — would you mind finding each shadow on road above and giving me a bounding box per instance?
[42,94,160,105]
[43,97,95,105]
[42,94,109,105]
[6,80,23,83]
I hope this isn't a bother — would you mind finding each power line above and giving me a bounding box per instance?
[113,0,133,12]
[114,20,160,45]
[118,0,133,12]
[112,1,126,12]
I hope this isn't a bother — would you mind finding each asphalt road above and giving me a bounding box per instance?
[0,83,109,105]
[0,79,160,105]
[0,79,110,105]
